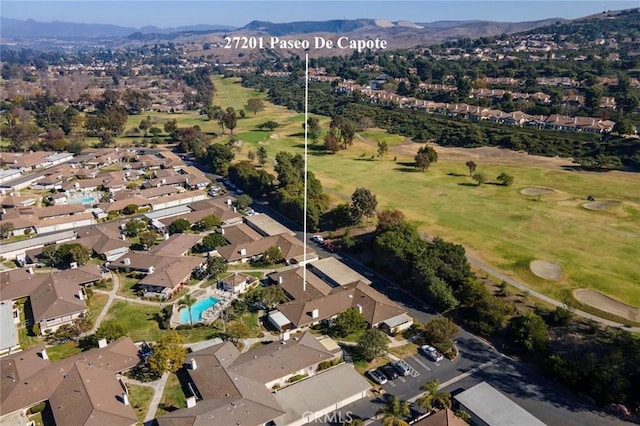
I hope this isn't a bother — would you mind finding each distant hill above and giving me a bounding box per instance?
[241,19,375,36]
[0,17,235,39]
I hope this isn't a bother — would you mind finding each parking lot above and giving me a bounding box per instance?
[378,354,446,394]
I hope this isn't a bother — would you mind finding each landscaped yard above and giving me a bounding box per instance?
[127,383,155,423]
[155,373,186,418]
[87,292,108,323]
[116,273,142,298]
[104,300,219,343]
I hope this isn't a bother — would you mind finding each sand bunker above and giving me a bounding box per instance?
[529,260,563,280]
[582,200,621,211]
[573,289,640,323]
[520,187,555,196]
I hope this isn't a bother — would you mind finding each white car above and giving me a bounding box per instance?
[311,235,324,244]
[419,345,443,362]
[367,368,388,385]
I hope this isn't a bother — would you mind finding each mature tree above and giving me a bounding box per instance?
[324,131,340,153]
[257,146,268,165]
[425,277,459,312]
[496,172,514,186]
[472,172,486,186]
[139,231,157,250]
[507,312,549,353]
[377,140,389,158]
[261,246,284,265]
[0,222,14,239]
[200,233,227,252]
[124,218,147,237]
[226,321,251,344]
[329,116,356,149]
[139,116,152,136]
[418,379,451,411]
[54,243,91,267]
[350,187,378,224]
[168,218,191,234]
[613,119,634,135]
[333,307,367,338]
[357,328,388,362]
[376,210,406,233]
[148,332,187,374]
[415,146,438,172]
[305,116,322,144]
[236,194,253,211]
[247,150,256,163]
[206,143,235,175]
[258,120,279,131]
[164,119,179,140]
[376,395,410,426]
[262,285,287,308]
[423,317,458,346]
[245,98,265,116]
[199,214,221,231]
[223,107,238,134]
[465,160,477,176]
[122,204,139,215]
[206,255,228,276]
[95,320,127,342]
[178,294,197,326]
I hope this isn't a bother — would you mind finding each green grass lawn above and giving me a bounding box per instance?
[116,273,142,298]
[155,373,186,418]
[127,383,155,423]
[104,301,218,343]
[205,76,640,308]
[47,341,82,361]
[87,292,108,323]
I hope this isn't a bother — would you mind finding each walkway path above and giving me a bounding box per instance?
[122,371,170,424]
[89,273,121,333]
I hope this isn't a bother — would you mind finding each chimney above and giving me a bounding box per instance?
[220,227,225,235]
[123,258,131,265]
[77,290,85,300]
[311,308,319,319]
[70,262,78,269]
[240,248,246,256]
[98,338,108,348]
[190,358,197,370]
[148,266,155,274]
[122,392,129,405]
[164,232,169,240]
[121,233,126,240]
[356,304,363,314]
[227,199,232,206]
[186,396,197,408]
[27,266,34,274]
[40,348,49,360]
[278,275,283,284]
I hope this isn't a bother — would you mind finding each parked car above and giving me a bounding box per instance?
[392,359,412,376]
[311,235,324,244]
[381,364,399,380]
[367,368,388,385]
[419,345,443,362]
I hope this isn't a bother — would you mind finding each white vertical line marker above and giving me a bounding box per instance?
[303,53,309,293]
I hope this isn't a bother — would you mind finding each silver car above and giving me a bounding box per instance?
[367,368,388,385]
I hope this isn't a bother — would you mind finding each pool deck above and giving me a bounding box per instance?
[170,287,239,328]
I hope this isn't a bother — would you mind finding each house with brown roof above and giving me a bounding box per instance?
[0,338,139,425]
[151,234,202,257]
[188,198,244,226]
[157,332,343,426]
[107,251,205,299]
[76,223,130,261]
[217,232,317,265]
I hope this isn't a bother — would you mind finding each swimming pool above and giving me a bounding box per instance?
[68,195,97,205]
[179,296,220,324]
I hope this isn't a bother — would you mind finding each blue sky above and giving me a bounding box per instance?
[2,1,637,28]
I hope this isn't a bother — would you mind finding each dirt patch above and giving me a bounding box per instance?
[573,289,640,323]
[529,260,563,280]
[520,187,555,196]
[582,200,621,211]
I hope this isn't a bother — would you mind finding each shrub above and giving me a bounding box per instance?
[28,401,47,415]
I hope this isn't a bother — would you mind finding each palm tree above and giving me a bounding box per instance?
[376,395,410,426]
[178,294,197,326]
[417,379,451,411]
